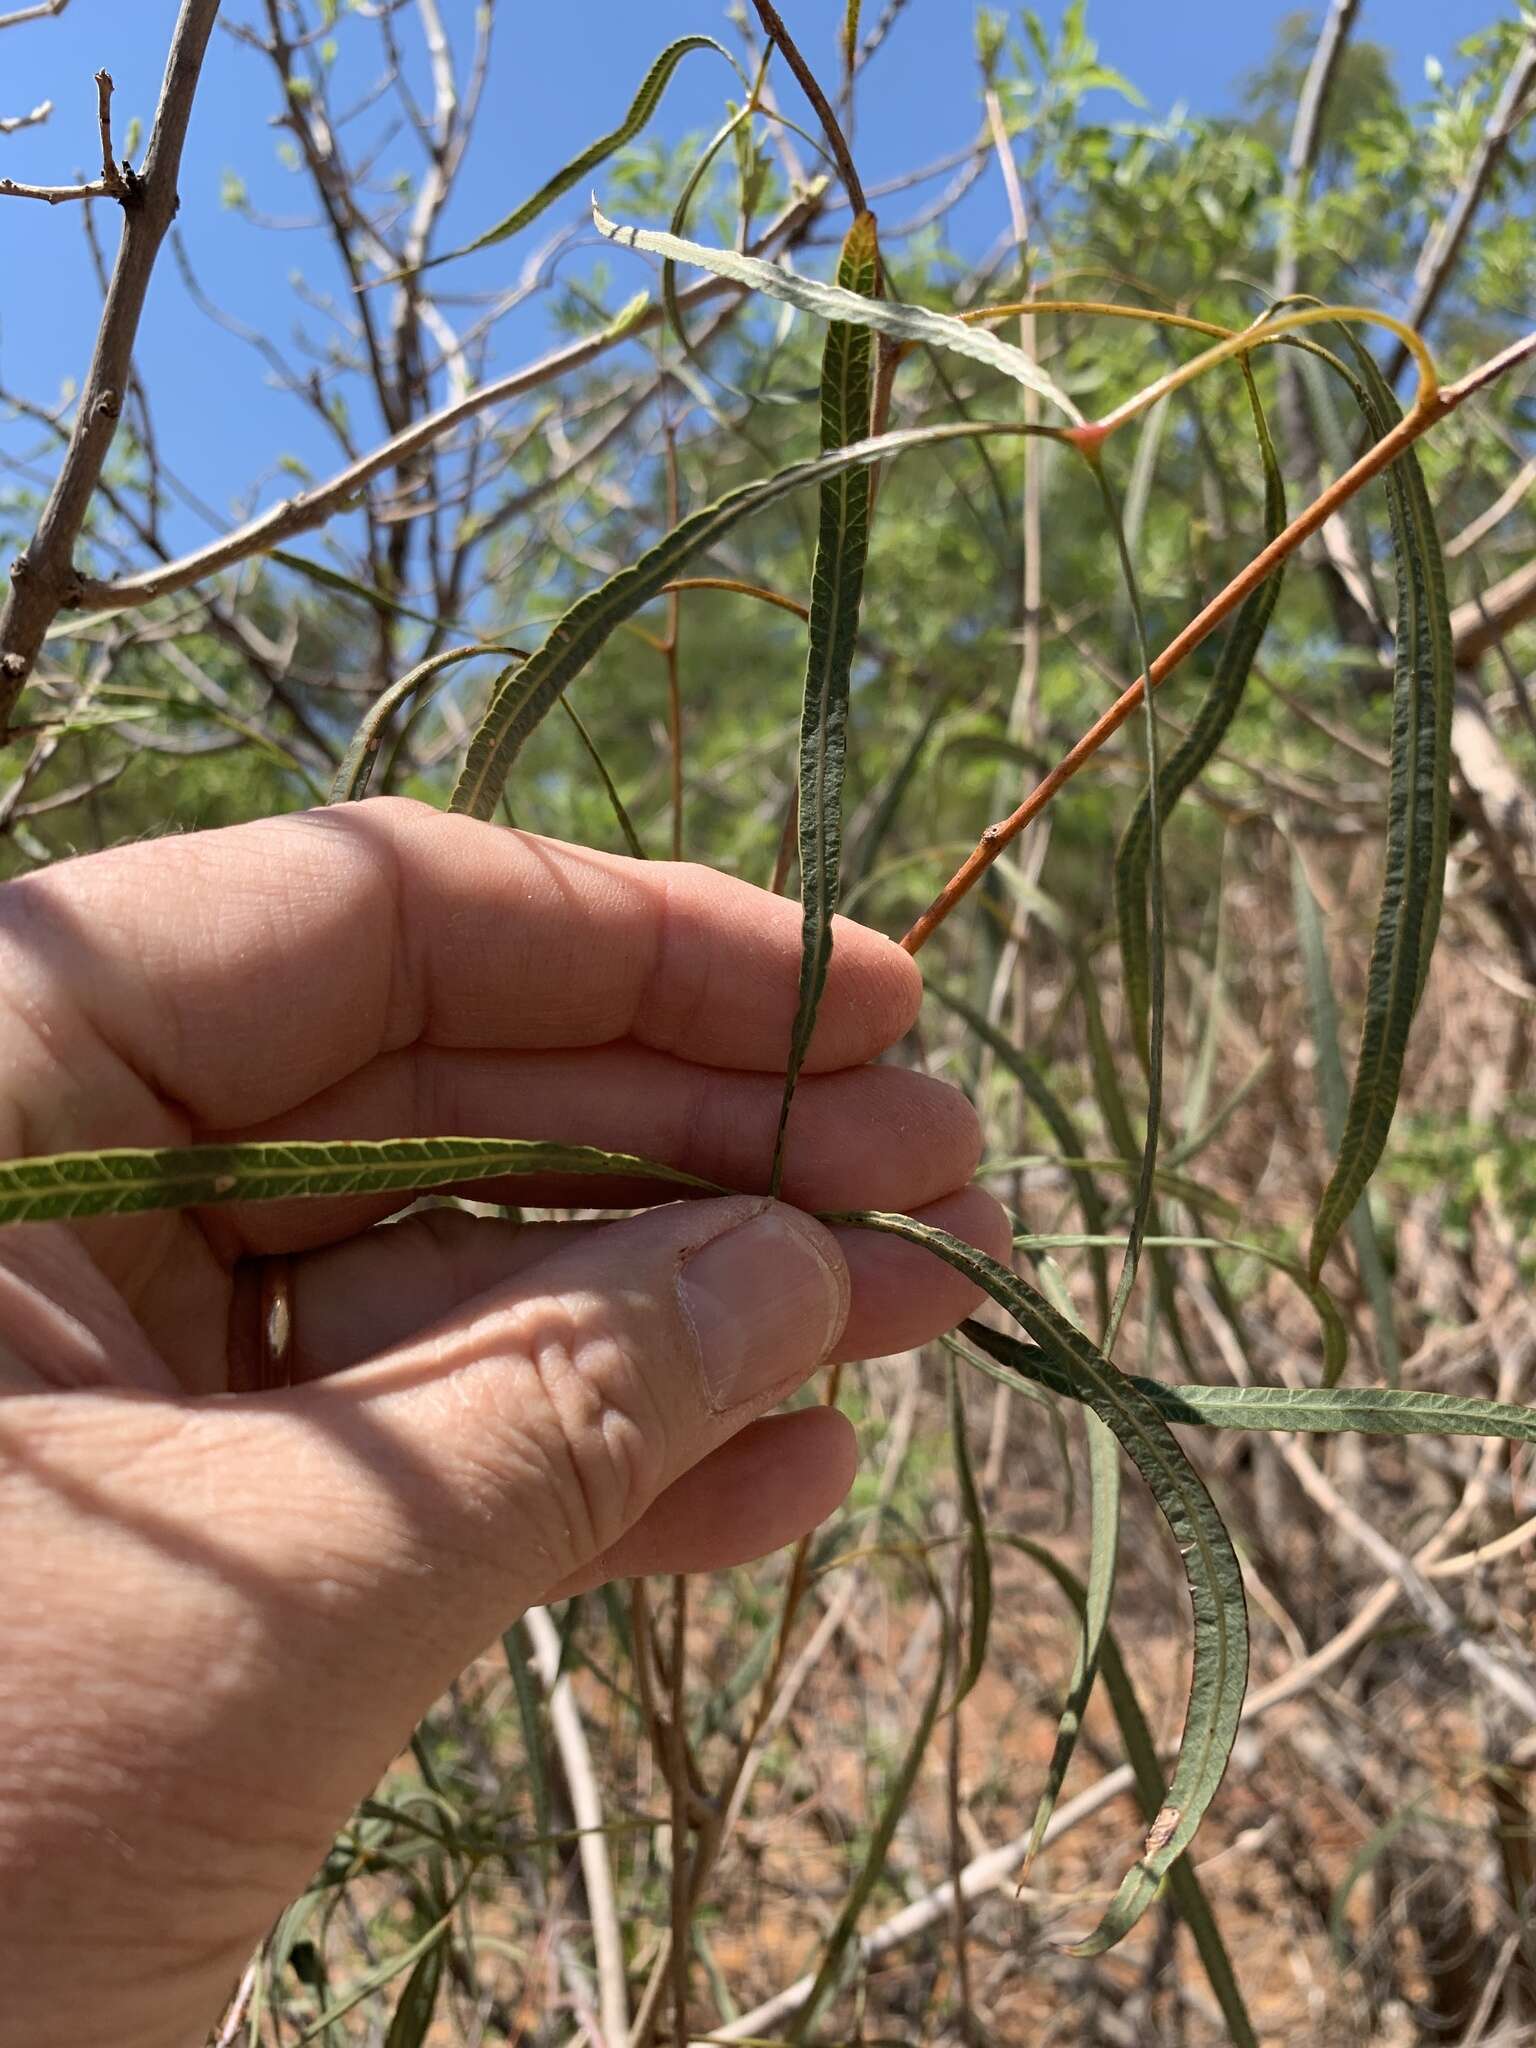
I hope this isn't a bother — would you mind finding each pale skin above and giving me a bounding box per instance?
[0,797,1007,2048]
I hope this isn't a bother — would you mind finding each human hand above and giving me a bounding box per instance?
[0,798,1006,2048]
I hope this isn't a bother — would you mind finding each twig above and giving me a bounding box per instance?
[900,327,1536,953]
[1274,0,1359,307]
[0,0,222,732]
[0,0,68,27]
[524,1606,630,2048]
[1450,556,1536,667]
[0,99,52,137]
[1382,28,1536,387]
[0,69,128,204]
[1445,452,1536,559]
[749,0,866,217]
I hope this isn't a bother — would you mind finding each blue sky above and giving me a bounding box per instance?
[0,1,1506,554]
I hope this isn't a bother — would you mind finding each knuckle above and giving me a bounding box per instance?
[453,1296,673,1570]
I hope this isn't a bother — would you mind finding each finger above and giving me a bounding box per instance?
[213,1048,980,1253]
[0,1196,851,2048]
[542,1408,858,1596]
[252,1184,1009,1381]
[0,799,920,1142]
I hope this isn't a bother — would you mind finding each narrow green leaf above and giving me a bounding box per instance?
[934,984,1111,1330]
[788,1571,950,2040]
[0,1137,717,1226]
[593,203,1082,420]
[448,418,1036,819]
[1090,460,1200,1395]
[770,212,879,1192]
[1309,334,1453,1279]
[383,1934,447,2048]
[391,38,738,280]
[1329,1801,1425,1969]
[1013,1232,1347,1389]
[332,647,521,803]
[1290,846,1399,1382]
[963,1320,1536,1448]
[829,1213,1249,1953]
[271,549,452,634]
[1114,362,1286,1060]
[945,1355,994,1712]
[1003,1535,1258,2048]
[501,1624,553,1848]
[849,685,953,883]
[296,1907,459,2045]
[1023,1405,1120,1869]
[559,695,646,858]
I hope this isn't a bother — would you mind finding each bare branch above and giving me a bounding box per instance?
[1445,451,1536,559]
[0,0,69,28]
[1451,557,1536,667]
[0,67,127,204]
[0,0,224,733]
[67,187,825,618]
[0,99,52,137]
[1382,27,1536,385]
[1274,0,1360,306]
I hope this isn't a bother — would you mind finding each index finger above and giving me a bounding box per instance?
[0,799,922,1128]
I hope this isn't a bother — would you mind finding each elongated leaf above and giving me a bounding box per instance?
[449,419,1034,818]
[501,1625,553,1849]
[770,212,879,1192]
[0,1137,716,1226]
[829,1212,1249,1953]
[1309,335,1453,1278]
[393,38,736,280]
[1087,474,1200,1389]
[383,1934,447,2048]
[849,684,953,882]
[1014,1232,1347,1389]
[559,695,646,858]
[1024,1406,1120,1870]
[1115,363,1286,1059]
[945,1355,994,1713]
[1290,846,1399,1381]
[297,1906,460,2045]
[272,549,453,635]
[963,1320,1536,1448]
[332,647,521,803]
[1003,1535,1258,2047]
[788,1568,950,2041]
[593,204,1081,420]
[934,983,1111,1330]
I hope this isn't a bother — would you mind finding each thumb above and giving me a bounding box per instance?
[282,1194,852,1657]
[2,1197,849,2048]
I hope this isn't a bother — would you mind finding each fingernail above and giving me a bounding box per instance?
[680,1205,849,1414]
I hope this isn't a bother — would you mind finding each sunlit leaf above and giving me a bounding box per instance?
[0,1138,715,1225]
[593,203,1082,420]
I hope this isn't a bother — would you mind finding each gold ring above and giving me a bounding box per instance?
[257,1254,295,1390]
